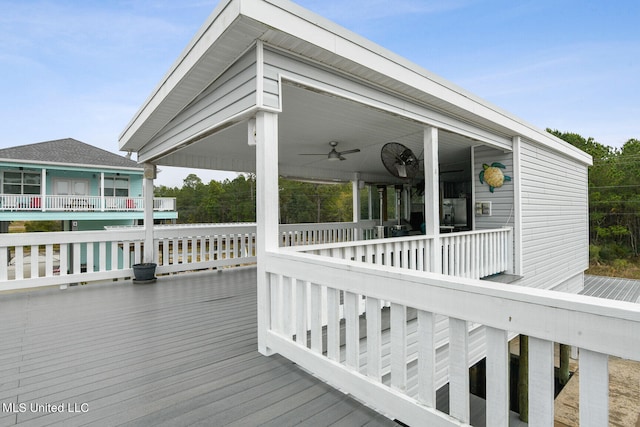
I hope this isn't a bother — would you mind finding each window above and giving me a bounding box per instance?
[2,171,40,194]
[104,176,129,197]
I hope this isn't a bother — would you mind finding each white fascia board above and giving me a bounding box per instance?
[0,159,143,173]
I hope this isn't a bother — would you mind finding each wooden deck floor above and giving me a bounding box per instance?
[0,267,397,427]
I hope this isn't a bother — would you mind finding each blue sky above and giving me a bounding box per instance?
[1,0,638,187]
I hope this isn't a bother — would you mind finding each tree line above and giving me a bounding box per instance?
[548,130,640,263]
[155,174,354,225]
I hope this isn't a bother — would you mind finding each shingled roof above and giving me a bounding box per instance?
[0,138,140,169]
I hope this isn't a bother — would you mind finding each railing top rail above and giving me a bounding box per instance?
[284,226,514,253]
[0,228,145,246]
[279,220,376,232]
[267,250,640,360]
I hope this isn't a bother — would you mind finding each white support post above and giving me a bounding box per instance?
[143,163,156,264]
[449,317,470,424]
[423,126,441,273]
[417,310,436,407]
[528,337,555,427]
[40,168,46,212]
[100,172,105,212]
[579,349,609,427]
[368,184,373,221]
[352,173,361,241]
[255,111,279,356]
[486,327,509,427]
[512,136,523,275]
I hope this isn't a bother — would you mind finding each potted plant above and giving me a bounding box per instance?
[132,262,157,283]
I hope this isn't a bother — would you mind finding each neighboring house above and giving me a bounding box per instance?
[118,1,616,425]
[0,138,177,233]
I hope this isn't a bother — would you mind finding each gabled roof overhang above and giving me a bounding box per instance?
[119,0,592,167]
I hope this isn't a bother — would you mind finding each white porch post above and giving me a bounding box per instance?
[255,111,279,356]
[424,126,441,273]
[143,163,156,264]
[40,169,46,212]
[512,136,523,275]
[100,172,105,212]
[352,173,361,241]
[368,184,373,220]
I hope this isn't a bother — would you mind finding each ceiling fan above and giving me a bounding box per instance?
[299,141,360,161]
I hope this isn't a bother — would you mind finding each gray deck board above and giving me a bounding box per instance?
[583,274,640,303]
[0,267,397,427]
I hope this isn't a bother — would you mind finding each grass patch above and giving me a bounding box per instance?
[587,257,640,280]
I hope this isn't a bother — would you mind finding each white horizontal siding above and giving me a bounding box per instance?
[519,139,589,289]
[139,49,259,160]
[474,146,515,231]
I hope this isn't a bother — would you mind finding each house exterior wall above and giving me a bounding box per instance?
[518,138,590,290]
[473,146,515,231]
[0,161,173,222]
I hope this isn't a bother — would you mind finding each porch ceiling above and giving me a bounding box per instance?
[155,83,476,184]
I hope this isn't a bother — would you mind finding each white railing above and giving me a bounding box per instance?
[0,224,256,292]
[263,250,640,427]
[0,222,510,291]
[0,221,371,291]
[153,224,256,275]
[291,227,512,280]
[280,220,377,246]
[0,194,176,212]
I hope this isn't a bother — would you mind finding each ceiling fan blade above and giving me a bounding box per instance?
[299,153,327,156]
[338,148,360,155]
[339,155,347,161]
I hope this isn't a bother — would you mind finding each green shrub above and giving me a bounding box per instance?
[24,221,62,232]
[589,245,602,264]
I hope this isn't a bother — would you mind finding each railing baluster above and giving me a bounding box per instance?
[326,287,340,361]
[44,244,54,277]
[86,242,95,273]
[366,296,382,380]
[99,242,107,271]
[15,246,24,280]
[0,245,8,281]
[449,317,470,424]
[73,243,82,274]
[58,243,69,277]
[30,245,39,278]
[580,349,609,427]
[295,278,307,347]
[281,276,292,338]
[529,336,555,426]
[417,309,436,407]
[310,282,323,353]
[391,303,407,391]
[344,291,360,370]
[111,240,119,271]
[486,327,509,427]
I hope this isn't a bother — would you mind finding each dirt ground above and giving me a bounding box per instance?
[510,337,639,426]
[554,356,640,427]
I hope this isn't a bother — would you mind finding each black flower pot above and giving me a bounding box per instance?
[133,263,157,283]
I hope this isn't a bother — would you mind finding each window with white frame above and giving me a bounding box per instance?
[2,171,41,194]
[104,176,129,197]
